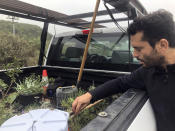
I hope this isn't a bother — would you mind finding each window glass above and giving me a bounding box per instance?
[56,33,139,64]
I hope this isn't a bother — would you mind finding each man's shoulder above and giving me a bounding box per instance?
[135,66,154,72]
[132,66,154,78]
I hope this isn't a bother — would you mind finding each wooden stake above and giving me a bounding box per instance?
[77,0,101,85]
[84,99,103,109]
[71,0,101,119]
[69,99,103,119]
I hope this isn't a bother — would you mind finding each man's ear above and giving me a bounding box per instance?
[156,39,169,52]
[159,39,169,49]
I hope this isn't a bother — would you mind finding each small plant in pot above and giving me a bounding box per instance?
[15,74,47,106]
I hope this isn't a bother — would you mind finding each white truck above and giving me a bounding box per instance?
[0,0,156,130]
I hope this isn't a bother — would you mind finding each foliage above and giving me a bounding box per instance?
[0,58,119,130]
[22,102,42,113]
[0,32,37,67]
[0,79,8,98]
[0,99,54,125]
[3,92,19,105]
[0,58,22,99]
[60,87,118,131]
[0,20,52,41]
[16,74,47,95]
[0,101,14,125]
[0,58,23,125]
[0,20,52,68]
[0,73,50,125]
[0,20,55,126]
[61,88,85,112]
[3,57,22,82]
[69,99,110,131]
[0,59,46,125]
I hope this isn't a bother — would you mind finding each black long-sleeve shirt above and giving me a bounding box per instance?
[89,65,175,131]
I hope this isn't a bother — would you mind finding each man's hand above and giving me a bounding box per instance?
[72,92,92,115]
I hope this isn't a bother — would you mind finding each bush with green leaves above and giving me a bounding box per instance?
[0,57,22,100]
[16,74,47,95]
[0,58,23,125]
[0,20,52,68]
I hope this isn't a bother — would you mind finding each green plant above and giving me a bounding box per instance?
[0,79,8,99]
[0,20,52,68]
[0,101,14,125]
[22,102,42,112]
[0,58,23,125]
[68,98,112,131]
[61,88,85,112]
[16,74,47,95]
[60,86,119,131]
[0,57,22,100]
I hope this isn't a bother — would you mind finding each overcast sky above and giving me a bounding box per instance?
[1,0,175,34]
[19,0,175,15]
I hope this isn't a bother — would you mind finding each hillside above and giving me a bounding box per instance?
[0,20,52,40]
[0,20,52,68]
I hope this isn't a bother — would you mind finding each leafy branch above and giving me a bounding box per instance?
[0,57,22,100]
[16,74,47,95]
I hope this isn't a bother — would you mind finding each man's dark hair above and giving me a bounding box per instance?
[127,9,175,48]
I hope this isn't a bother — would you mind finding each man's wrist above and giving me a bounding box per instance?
[86,92,92,100]
[87,91,96,103]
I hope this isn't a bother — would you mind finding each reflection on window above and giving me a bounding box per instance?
[54,34,139,64]
[59,36,85,62]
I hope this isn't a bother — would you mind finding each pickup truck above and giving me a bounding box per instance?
[0,0,156,131]
[45,25,156,131]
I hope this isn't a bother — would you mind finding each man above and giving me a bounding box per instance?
[72,9,175,131]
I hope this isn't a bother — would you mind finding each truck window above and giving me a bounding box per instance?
[59,36,85,62]
[50,33,139,64]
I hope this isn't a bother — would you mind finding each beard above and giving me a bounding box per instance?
[138,50,166,67]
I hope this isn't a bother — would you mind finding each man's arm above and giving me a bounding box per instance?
[72,66,145,114]
[89,66,146,103]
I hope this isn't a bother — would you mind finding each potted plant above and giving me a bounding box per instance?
[15,74,47,106]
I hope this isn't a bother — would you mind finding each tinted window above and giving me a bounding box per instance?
[52,33,139,64]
